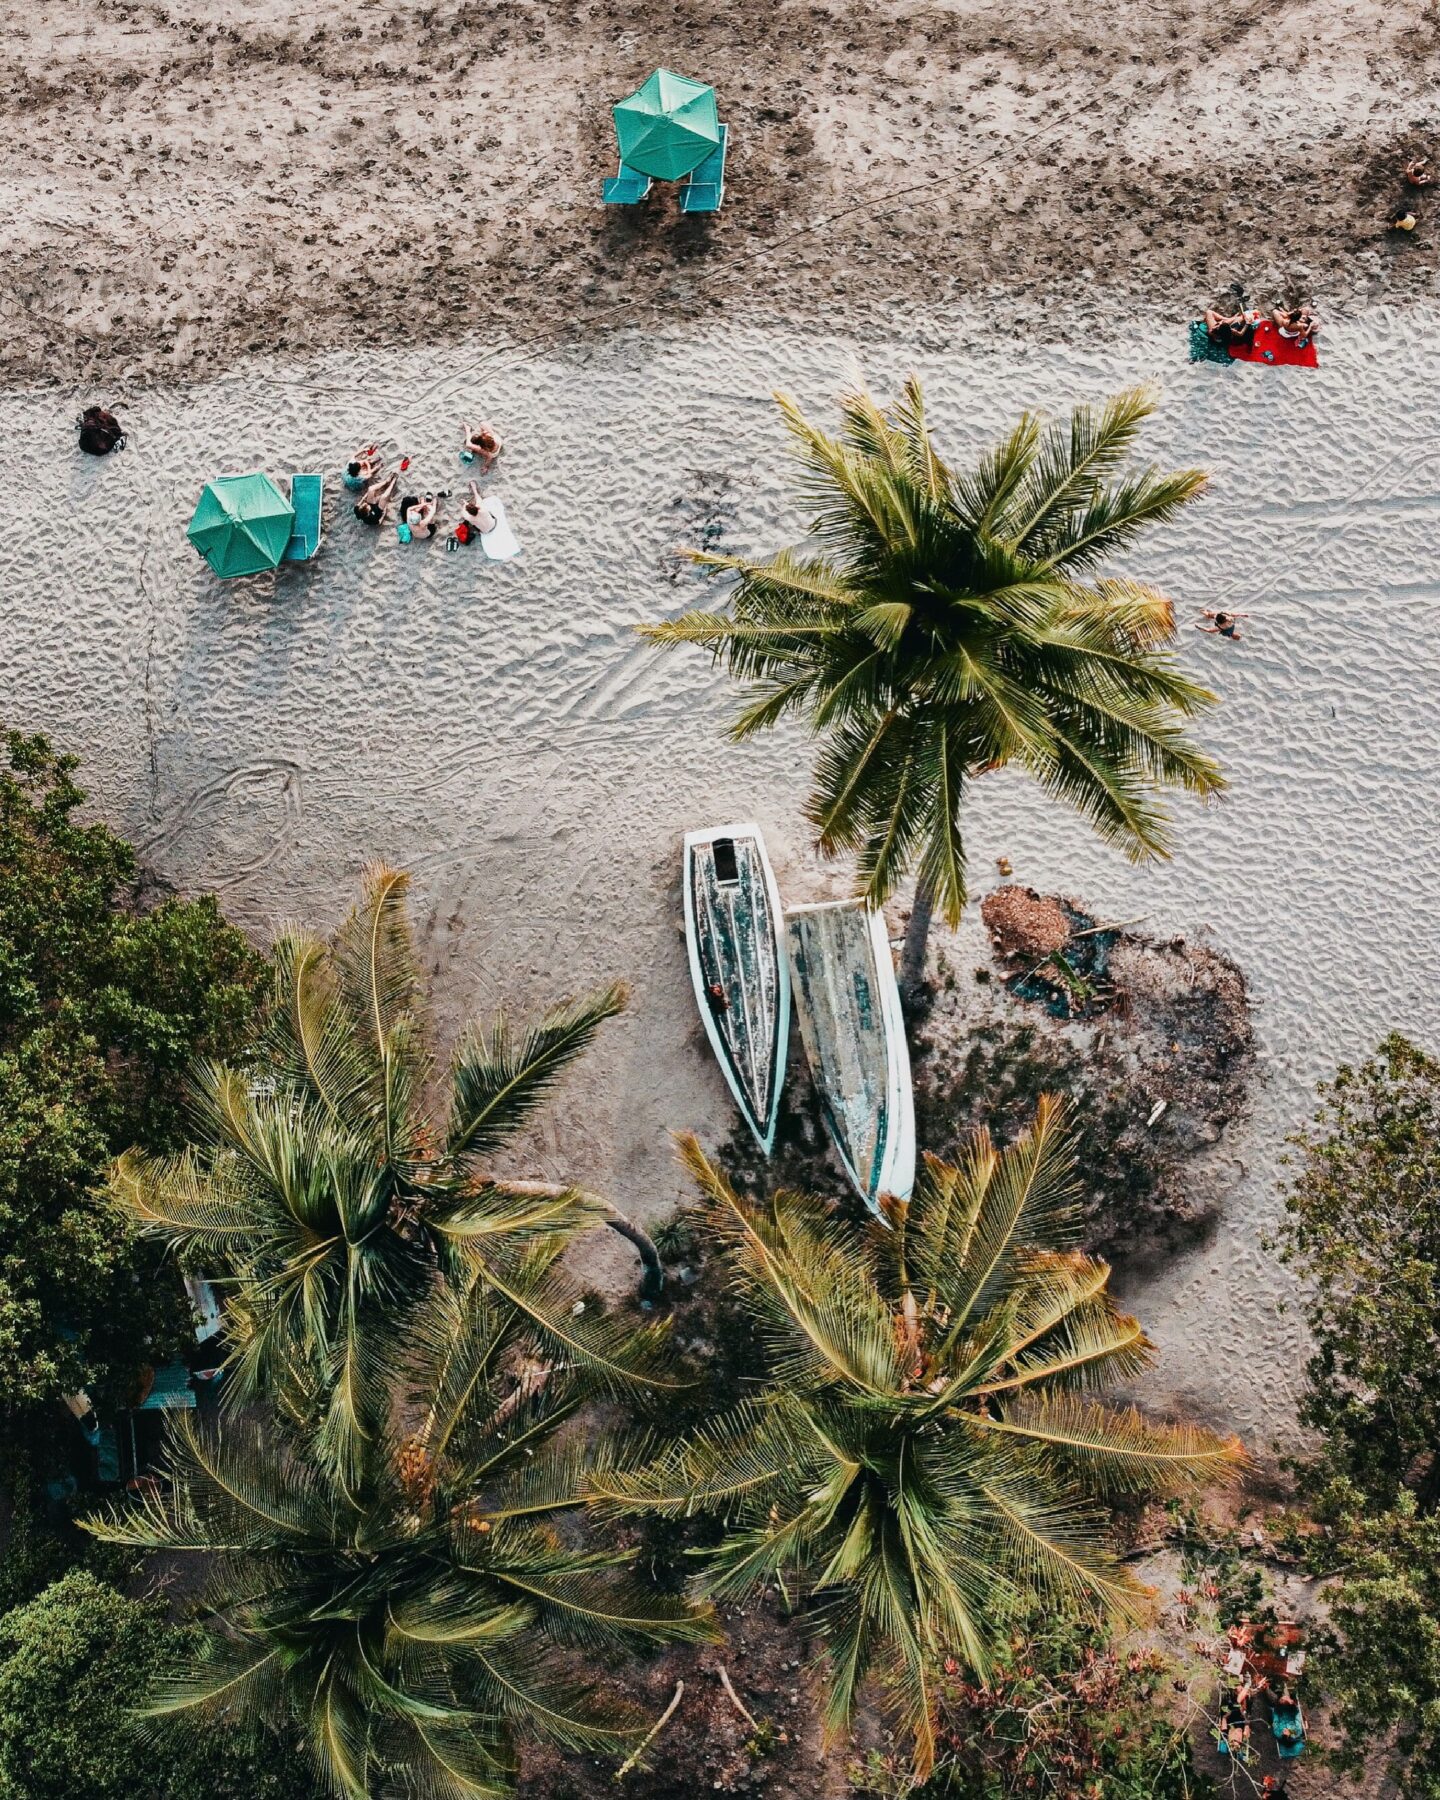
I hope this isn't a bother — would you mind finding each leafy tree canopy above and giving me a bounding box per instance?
[1280,1033,1440,1509]
[1310,1487,1440,1800]
[0,1569,318,1800]
[642,381,1224,989]
[0,729,265,1415]
[599,1101,1238,1776]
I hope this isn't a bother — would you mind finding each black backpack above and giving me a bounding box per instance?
[78,406,125,455]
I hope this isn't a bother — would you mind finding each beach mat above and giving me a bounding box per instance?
[1188,320,1234,365]
[480,496,520,562]
[1228,320,1319,368]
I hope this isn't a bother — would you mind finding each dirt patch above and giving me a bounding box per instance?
[914,892,1256,1259]
[0,0,1435,388]
[518,1596,847,1800]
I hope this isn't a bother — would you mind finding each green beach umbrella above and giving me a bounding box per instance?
[613,68,719,181]
[187,471,294,578]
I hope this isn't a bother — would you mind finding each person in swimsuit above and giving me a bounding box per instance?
[462,421,503,471]
[1203,307,1258,349]
[354,471,399,526]
[1273,303,1320,343]
[398,494,442,542]
[1405,157,1433,187]
[343,443,384,491]
[458,481,497,537]
[1197,609,1247,640]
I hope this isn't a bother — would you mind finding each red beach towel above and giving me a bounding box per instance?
[1228,320,1319,368]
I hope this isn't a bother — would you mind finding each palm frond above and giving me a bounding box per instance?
[447,984,625,1168]
[976,1392,1244,1492]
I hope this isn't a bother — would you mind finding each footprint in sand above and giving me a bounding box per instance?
[140,759,304,893]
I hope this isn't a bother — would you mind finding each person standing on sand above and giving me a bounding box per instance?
[1197,609,1247,640]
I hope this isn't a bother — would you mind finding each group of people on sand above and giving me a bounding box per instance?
[1201,300,1321,355]
[1388,156,1432,235]
[344,423,516,555]
[1214,1619,1304,1788]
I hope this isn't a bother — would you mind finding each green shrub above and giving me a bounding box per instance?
[0,1571,316,1800]
[0,728,264,1422]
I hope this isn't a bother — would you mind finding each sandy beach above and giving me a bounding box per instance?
[1,298,1437,1462]
[0,0,1435,388]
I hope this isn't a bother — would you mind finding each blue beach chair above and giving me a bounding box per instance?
[681,123,728,213]
[603,162,653,205]
[1272,1701,1305,1762]
[282,473,324,561]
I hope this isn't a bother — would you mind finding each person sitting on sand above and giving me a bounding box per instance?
[1273,303,1320,343]
[1389,207,1418,232]
[343,443,384,492]
[397,493,442,543]
[1236,1674,1266,1712]
[77,404,126,456]
[1405,157,1433,187]
[1203,306,1258,349]
[462,421,503,471]
[1197,608,1246,640]
[354,471,399,527]
[458,481,497,537]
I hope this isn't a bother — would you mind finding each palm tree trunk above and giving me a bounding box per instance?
[605,1215,665,1305]
[899,876,937,1004]
[502,1179,665,1304]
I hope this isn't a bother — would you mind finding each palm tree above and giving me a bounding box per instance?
[641,382,1225,994]
[86,1271,715,1800]
[594,1098,1240,1776]
[111,863,665,1481]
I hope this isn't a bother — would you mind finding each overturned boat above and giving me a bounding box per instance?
[683,823,790,1153]
[786,898,915,1216]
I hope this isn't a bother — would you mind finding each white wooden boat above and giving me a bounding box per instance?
[786,899,915,1215]
[683,824,790,1153]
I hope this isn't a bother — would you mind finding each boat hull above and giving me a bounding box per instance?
[786,899,915,1215]
[683,824,790,1153]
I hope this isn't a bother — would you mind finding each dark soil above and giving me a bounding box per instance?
[914,893,1256,1260]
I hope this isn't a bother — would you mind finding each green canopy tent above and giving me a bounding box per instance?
[612,69,719,181]
[186,472,295,578]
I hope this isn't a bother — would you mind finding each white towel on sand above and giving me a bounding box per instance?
[480,496,520,561]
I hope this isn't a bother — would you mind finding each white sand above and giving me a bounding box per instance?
[3,304,1439,1457]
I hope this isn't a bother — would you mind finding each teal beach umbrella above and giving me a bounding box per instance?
[613,69,719,181]
[187,472,294,578]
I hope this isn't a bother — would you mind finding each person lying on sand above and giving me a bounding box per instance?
[1405,157,1433,187]
[1203,307,1258,348]
[1272,303,1320,342]
[343,443,384,491]
[462,421,503,471]
[1197,609,1246,640]
[398,494,442,543]
[354,471,399,526]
